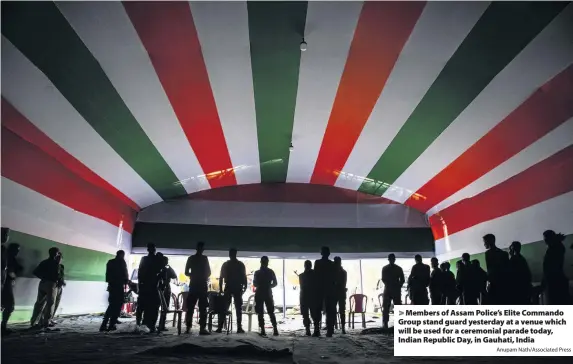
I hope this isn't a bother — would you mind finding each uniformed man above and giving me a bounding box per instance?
[253,256,279,336]
[458,253,478,305]
[297,260,317,336]
[429,257,443,305]
[333,257,347,334]
[184,242,211,335]
[217,248,247,334]
[471,260,488,304]
[314,246,336,337]
[30,248,61,330]
[440,262,457,305]
[136,243,158,328]
[157,255,178,331]
[100,250,129,332]
[381,254,405,329]
[1,243,22,335]
[408,255,430,305]
[483,234,510,304]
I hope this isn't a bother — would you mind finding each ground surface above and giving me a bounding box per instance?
[0,314,562,363]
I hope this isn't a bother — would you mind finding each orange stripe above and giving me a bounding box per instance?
[1,99,140,213]
[429,144,573,240]
[123,1,237,188]
[310,1,426,185]
[407,65,573,212]
[1,126,136,233]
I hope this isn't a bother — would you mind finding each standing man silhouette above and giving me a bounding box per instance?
[217,248,247,334]
[297,260,317,336]
[483,234,510,304]
[333,257,347,334]
[508,241,532,305]
[314,246,336,337]
[184,242,211,335]
[136,243,158,329]
[101,250,129,332]
[253,256,278,336]
[429,257,443,305]
[408,255,430,305]
[381,254,405,329]
[1,243,22,335]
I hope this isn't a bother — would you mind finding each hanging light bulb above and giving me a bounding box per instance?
[289,142,294,152]
[300,38,307,52]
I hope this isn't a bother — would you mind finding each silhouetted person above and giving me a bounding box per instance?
[297,260,317,336]
[429,257,443,305]
[441,262,457,305]
[408,255,430,305]
[139,244,162,332]
[507,241,532,305]
[333,256,348,334]
[157,255,177,331]
[136,243,157,328]
[217,248,247,334]
[101,250,129,332]
[381,254,405,329]
[1,227,10,291]
[471,260,488,304]
[459,253,478,305]
[454,260,464,304]
[1,243,22,335]
[253,256,278,336]
[314,246,336,337]
[185,242,211,335]
[47,254,66,327]
[542,230,571,305]
[483,234,510,304]
[30,248,61,329]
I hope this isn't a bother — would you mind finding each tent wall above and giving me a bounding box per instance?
[1,125,136,322]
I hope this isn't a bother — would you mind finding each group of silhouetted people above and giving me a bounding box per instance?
[2,226,571,336]
[379,230,572,328]
[1,227,67,335]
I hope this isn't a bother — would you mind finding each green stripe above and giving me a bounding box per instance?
[448,234,573,284]
[248,1,308,183]
[1,2,186,200]
[133,222,435,253]
[359,2,568,195]
[8,230,112,282]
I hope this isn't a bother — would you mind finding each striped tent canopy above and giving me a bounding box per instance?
[2,1,573,289]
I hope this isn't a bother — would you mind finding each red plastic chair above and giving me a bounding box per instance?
[349,294,368,329]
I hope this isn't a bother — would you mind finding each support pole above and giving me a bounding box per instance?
[359,260,364,294]
[282,259,286,319]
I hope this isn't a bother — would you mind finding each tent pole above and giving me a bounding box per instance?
[359,259,364,294]
[282,259,286,319]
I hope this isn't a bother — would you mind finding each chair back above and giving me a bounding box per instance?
[178,292,189,312]
[245,295,255,314]
[349,294,368,313]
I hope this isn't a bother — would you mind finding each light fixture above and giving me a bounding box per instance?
[289,142,294,152]
[300,38,307,52]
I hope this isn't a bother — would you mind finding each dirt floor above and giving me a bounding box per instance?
[0,314,563,364]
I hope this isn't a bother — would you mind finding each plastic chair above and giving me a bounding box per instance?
[244,295,256,332]
[158,289,182,335]
[207,292,233,334]
[349,294,368,329]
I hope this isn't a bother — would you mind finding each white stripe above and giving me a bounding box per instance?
[429,117,573,216]
[130,248,434,260]
[57,2,209,194]
[14,279,108,317]
[1,37,161,208]
[336,2,489,192]
[435,191,573,261]
[190,1,261,185]
[384,4,573,203]
[286,1,363,183]
[1,178,131,255]
[137,199,428,228]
